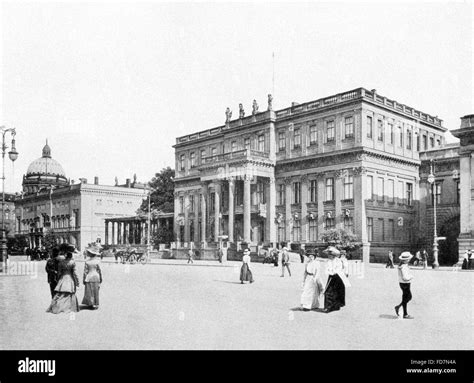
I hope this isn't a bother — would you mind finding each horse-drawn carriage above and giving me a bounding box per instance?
[100,246,148,264]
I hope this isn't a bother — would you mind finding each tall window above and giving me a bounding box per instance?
[326,120,335,142]
[189,220,194,242]
[388,219,395,240]
[343,176,353,199]
[292,220,301,242]
[179,154,185,171]
[325,217,335,230]
[398,181,404,203]
[244,138,251,150]
[367,116,373,138]
[309,220,317,241]
[278,222,286,242]
[436,138,441,147]
[344,116,354,138]
[209,193,215,212]
[231,141,237,152]
[432,183,441,205]
[310,180,317,202]
[430,137,434,148]
[325,178,334,201]
[423,135,427,150]
[309,125,317,144]
[189,195,195,212]
[278,132,286,151]
[293,128,301,149]
[415,133,420,151]
[257,134,265,152]
[344,216,354,233]
[388,179,395,203]
[377,119,384,141]
[398,126,403,147]
[200,149,206,163]
[278,184,286,205]
[257,182,265,204]
[179,196,184,213]
[407,129,412,150]
[190,152,196,168]
[378,177,384,201]
[388,123,394,144]
[367,217,373,242]
[367,175,374,200]
[293,182,301,204]
[211,147,217,156]
[378,218,385,241]
[406,182,413,206]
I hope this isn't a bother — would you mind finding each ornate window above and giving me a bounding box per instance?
[344,116,354,138]
[326,120,335,142]
[278,184,286,205]
[293,182,301,204]
[406,182,413,206]
[257,134,265,152]
[293,128,301,149]
[343,176,353,200]
[343,217,353,233]
[190,152,196,168]
[309,180,317,203]
[325,178,334,201]
[377,119,384,141]
[309,220,317,241]
[367,217,373,242]
[309,125,317,145]
[367,116,373,138]
[278,132,286,151]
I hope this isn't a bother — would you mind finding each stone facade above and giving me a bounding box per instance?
[173,88,446,263]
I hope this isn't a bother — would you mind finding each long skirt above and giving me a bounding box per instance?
[46,292,79,314]
[324,274,345,312]
[301,277,323,309]
[240,263,253,282]
[82,282,100,307]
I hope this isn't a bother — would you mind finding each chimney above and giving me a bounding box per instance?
[94,176,99,185]
[126,178,131,187]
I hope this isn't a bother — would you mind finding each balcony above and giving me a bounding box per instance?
[198,149,271,168]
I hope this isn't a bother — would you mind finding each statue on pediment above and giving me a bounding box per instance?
[225,107,232,124]
[239,104,245,119]
[252,100,259,115]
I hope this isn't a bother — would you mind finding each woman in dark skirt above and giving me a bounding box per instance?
[322,246,345,313]
[46,246,80,314]
[240,248,254,284]
[82,244,103,309]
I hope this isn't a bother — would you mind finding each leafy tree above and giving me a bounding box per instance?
[320,228,361,252]
[152,226,174,248]
[137,167,175,215]
[7,236,28,251]
[42,231,58,254]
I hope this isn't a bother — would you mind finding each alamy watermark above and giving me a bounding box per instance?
[0,260,38,279]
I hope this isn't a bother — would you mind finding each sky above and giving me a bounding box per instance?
[0,1,472,193]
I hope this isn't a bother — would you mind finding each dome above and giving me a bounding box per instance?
[26,141,66,177]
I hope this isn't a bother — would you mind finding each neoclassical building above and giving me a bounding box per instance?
[173,88,446,262]
[14,142,146,251]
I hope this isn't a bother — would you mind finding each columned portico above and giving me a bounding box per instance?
[228,178,235,242]
[243,175,251,243]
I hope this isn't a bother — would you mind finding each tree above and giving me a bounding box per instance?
[320,228,361,252]
[137,167,175,215]
[42,231,58,254]
[152,227,174,248]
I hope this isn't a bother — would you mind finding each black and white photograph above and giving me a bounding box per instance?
[0,0,472,380]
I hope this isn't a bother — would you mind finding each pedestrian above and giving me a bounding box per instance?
[46,244,80,314]
[240,248,254,284]
[386,250,395,268]
[322,246,348,313]
[413,250,421,266]
[217,247,223,264]
[187,247,194,264]
[300,251,324,311]
[394,251,414,319]
[421,249,428,267]
[421,249,428,269]
[299,247,305,263]
[82,244,103,310]
[45,246,60,298]
[280,247,291,277]
[468,249,474,270]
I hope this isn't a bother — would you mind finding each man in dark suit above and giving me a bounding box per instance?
[45,246,60,298]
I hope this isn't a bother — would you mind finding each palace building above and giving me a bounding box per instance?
[173,87,447,263]
[14,142,146,251]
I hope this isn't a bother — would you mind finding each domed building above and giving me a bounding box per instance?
[22,141,69,194]
[15,142,147,252]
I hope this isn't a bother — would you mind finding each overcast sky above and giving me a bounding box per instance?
[1,1,472,193]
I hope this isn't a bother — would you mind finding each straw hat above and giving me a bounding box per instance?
[86,243,101,257]
[399,251,413,261]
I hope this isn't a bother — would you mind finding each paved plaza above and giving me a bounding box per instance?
[0,257,472,350]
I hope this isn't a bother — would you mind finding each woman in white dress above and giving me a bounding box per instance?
[300,252,324,311]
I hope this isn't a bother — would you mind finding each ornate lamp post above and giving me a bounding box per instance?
[0,127,19,271]
[427,159,440,269]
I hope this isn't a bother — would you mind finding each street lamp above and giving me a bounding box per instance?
[147,186,151,257]
[427,159,439,269]
[0,127,19,271]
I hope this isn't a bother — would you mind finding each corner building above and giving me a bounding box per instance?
[173,88,446,262]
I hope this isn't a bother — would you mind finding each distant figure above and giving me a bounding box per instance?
[386,250,394,268]
[45,247,60,298]
[394,252,414,319]
[462,250,469,270]
[299,248,305,263]
[82,244,103,310]
[240,248,254,284]
[421,249,428,269]
[187,248,194,264]
[413,251,421,266]
[280,247,291,277]
[421,249,428,267]
[300,252,324,311]
[469,249,474,270]
[217,247,223,264]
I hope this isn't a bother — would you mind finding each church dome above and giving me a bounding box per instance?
[26,142,66,177]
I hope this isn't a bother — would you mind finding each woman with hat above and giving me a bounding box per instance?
[240,248,254,284]
[395,251,414,319]
[322,246,345,313]
[46,244,80,314]
[82,243,103,309]
[300,251,324,311]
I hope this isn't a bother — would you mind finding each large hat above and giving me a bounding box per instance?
[86,243,101,257]
[323,246,340,257]
[399,251,413,261]
[282,247,288,251]
[58,243,76,253]
[243,248,251,254]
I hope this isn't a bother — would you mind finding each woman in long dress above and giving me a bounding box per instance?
[46,248,80,314]
[300,252,324,311]
[82,244,103,309]
[322,246,346,313]
[240,248,254,284]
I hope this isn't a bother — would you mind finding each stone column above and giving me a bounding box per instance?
[301,175,309,243]
[201,183,208,246]
[174,192,180,245]
[459,154,471,235]
[353,167,370,263]
[243,175,252,243]
[184,192,190,243]
[317,174,325,239]
[193,201,199,243]
[228,178,235,243]
[105,221,109,245]
[214,182,221,241]
[285,178,292,242]
[118,222,122,245]
[267,177,277,245]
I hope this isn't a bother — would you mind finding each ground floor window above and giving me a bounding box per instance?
[278,222,285,242]
[309,220,317,241]
[292,219,301,242]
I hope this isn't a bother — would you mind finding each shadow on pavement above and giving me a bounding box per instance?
[79,305,96,311]
[379,314,399,320]
[213,280,245,285]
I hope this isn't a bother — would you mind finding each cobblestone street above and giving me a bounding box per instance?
[0,257,472,350]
